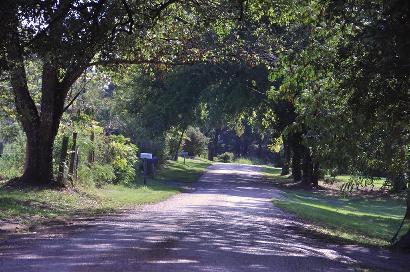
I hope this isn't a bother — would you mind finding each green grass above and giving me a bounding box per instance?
[326,175,387,189]
[233,157,266,165]
[273,190,408,246]
[154,157,212,183]
[258,164,407,247]
[0,157,211,227]
[260,165,292,183]
[0,184,178,223]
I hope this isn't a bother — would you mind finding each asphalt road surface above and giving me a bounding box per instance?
[0,164,408,271]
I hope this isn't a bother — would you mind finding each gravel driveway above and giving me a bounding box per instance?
[0,163,408,271]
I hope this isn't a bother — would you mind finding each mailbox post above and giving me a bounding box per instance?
[140,153,152,185]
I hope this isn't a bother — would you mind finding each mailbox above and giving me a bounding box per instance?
[140,153,152,159]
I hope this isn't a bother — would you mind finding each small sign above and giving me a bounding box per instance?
[140,153,152,159]
[181,151,188,157]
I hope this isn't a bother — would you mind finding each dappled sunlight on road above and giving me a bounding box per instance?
[0,164,407,272]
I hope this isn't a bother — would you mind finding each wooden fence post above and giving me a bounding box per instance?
[69,132,78,179]
[57,136,69,185]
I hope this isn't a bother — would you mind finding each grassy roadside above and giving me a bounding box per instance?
[259,166,408,247]
[155,157,212,183]
[261,165,292,183]
[0,158,211,230]
[325,175,386,189]
[233,157,266,165]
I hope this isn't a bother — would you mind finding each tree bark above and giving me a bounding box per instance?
[291,146,302,182]
[394,195,410,251]
[390,173,407,193]
[173,128,186,161]
[301,147,313,187]
[5,21,83,185]
[235,135,241,157]
[281,137,290,176]
[22,128,56,184]
[207,128,220,161]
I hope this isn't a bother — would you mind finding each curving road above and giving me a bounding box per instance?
[0,164,407,271]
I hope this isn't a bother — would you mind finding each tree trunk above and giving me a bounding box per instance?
[4,6,96,186]
[281,137,290,176]
[208,141,215,161]
[21,128,57,184]
[208,128,220,161]
[312,162,320,187]
[173,128,186,161]
[235,135,241,157]
[394,196,410,251]
[390,173,407,193]
[301,147,313,187]
[292,146,302,182]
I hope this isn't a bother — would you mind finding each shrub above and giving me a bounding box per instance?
[183,127,209,157]
[0,133,25,180]
[77,164,115,187]
[217,152,235,163]
[107,135,138,184]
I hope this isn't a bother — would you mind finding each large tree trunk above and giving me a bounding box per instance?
[311,162,320,187]
[301,147,313,187]
[207,141,214,161]
[291,146,302,182]
[22,128,57,184]
[235,135,241,157]
[390,173,407,193]
[281,137,290,176]
[394,195,410,251]
[5,14,83,185]
[290,133,302,182]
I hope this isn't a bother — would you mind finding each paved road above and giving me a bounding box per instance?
[0,164,408,271]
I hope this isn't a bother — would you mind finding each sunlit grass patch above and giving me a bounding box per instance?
[154,157,212,183]
[0,157,211,228]
[326,175,387,189]
[273,190,408,246]
[233,157,266,165]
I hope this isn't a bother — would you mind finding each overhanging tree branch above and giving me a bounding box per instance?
[87,58,198,67]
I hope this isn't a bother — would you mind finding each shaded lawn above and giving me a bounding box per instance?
[327,175,387,189]
[273,190,408,247]
[246,164,407,247]
[260,165,293,184]
[0,158,211,226]
[0,184,177,224]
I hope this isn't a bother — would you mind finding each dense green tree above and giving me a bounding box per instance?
[183,127,209,157]
[0,0,245,185]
